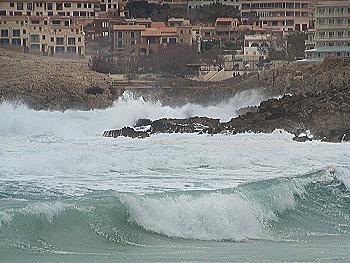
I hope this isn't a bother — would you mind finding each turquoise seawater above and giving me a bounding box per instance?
[1,97,350,262]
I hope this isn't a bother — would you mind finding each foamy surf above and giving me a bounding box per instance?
[0,89,267,138]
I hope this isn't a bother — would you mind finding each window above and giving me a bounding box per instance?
[52,20,60,25]
[56,3,63,10]
[67,46,76,53]
[23,29,26,34]
[13,29,20,37]
[68,37,75,45]
[48,3,53,10]
[48,11,53,16]
[31,20,39,24]
[117,40,122,47]
[10,3,14,7]
[56,37,64,45]
[30,34,40,43]
[27,3,33,10]
[0,11,6,16]
[117,32,122,38]
[77,3,81,8]
[55,46,65,53]
[58,12,65,16]
[131,31,135,38]
[42,35,45,40]
[12,38,21,46]
[73,11,79,16]
[90,12,95,16]
[64,20,69,26]
[17,3,23,10]
[0,38,9,45]
[51,37,54,42]
[1,29,8,37]
[64,3,71,8]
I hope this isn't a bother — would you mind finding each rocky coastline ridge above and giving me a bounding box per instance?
[104,78,350,142]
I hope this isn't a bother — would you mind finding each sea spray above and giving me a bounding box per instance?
[0,89,267,138]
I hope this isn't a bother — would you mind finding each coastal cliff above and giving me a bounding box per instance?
[0,48,115,110]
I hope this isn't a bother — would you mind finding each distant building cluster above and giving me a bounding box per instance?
[0,0,349,63]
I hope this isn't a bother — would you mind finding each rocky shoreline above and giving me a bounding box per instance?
[104,76,350,142]
[1,48,350,142]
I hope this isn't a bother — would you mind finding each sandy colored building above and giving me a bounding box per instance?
[0,0,118,18]
[0,15,85,55]
[241,0,315,33]
[305,0,350,60]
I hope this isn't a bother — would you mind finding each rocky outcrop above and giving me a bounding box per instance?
[104,83,350,142]
[103,127,149,139]
[0,48,115,110]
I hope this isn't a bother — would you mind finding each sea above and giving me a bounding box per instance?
[0,91,349,263]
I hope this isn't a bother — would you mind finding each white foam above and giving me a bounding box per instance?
[120,192,270,241]
[0,89,267,138]
[6,202,71,223]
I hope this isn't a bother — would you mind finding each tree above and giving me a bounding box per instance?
[139,44,199,76]
[188,3,240,24]
[287,32,306,60]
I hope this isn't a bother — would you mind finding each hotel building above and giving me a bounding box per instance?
[0,15,85,55]
[241,0,315,32]
[0,0,118,18]
[305,0,350,60]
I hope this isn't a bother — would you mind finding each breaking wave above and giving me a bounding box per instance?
[0,167,349,255]
[0,89,267,138]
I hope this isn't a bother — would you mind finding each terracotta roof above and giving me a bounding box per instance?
[216,18,240,22]
[112,25,147,31]
[150,22,166,28]
[141,28,177,37]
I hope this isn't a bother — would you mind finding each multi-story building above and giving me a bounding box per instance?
[0,15,85,55]
[241,0,315,33]
[305,0,350,60]
[0,16,28,48]
[0,0,118,18]
[111,24,146,51]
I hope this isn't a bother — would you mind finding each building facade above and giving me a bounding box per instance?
[0,15,85,55]
[305,0,350,60]
[0,0,118,18]
[241,0,315,33]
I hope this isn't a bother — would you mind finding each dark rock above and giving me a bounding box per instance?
[293,135,312,142]
[150,116,223,134]
[103,127,149,139]
[135,118,152,127]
